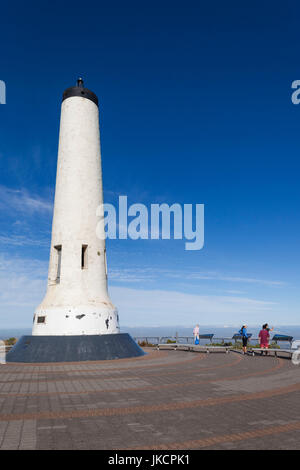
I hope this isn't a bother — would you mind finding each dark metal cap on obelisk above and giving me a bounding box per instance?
[62,78,98,106]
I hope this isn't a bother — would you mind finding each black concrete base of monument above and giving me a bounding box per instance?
[6,333,145,363]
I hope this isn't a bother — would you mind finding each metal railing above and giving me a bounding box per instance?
[133,335,293,348]
[133,336,230,345]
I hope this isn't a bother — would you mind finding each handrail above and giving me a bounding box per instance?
[133,335,291,348]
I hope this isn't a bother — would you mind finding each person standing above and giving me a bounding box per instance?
[239,325,249,354]
[193,324,200,345]
[259,324,270,355]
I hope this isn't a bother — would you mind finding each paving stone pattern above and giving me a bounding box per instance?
[0,349,299,450]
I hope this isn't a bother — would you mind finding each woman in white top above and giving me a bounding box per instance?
[193,324,200,344]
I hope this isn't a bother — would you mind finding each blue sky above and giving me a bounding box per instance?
[0,0,300,328]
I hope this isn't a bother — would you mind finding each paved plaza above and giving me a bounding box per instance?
[0,348,300,450]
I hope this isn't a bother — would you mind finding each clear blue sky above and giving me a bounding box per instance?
[0,0,300,327]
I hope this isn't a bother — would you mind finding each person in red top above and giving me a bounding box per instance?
[259,323,270,355]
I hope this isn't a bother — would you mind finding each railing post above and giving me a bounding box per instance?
[0,340,6,364]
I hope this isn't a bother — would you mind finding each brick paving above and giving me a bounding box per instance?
[0,348,299,450]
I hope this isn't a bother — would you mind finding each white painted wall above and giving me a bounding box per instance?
[32,95,120,336]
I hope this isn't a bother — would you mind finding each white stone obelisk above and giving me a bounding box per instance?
[32,79,120,336]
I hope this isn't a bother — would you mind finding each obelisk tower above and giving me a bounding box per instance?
[33,78,120,337]
[7,79,144,362]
